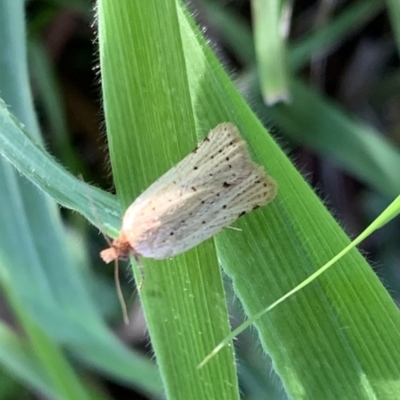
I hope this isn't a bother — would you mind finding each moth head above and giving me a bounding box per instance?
[99,235,132,325]
[100,236,132,263]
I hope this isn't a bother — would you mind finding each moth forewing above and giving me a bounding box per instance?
[101,122,277,263]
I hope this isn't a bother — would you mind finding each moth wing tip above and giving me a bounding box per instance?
[212,122,239,134]
[217,121,237,128]
[266,173,278,189]
[258,171,278,204]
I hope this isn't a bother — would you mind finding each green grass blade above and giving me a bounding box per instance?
[179,5,400,398]
[264,77,400,198]
[204,1,255,63]
[0,1,93,398]
[0,97,120,230]
[28,38,85,174]
[241,71,400,198]
[251,0,290,103]
[386,0,400,56]
[0,322,59,399]
[290,0,384,70]
[200,195,400,367]
[201,0,396,199]
[0,100,163,395]
[97,1,239,399]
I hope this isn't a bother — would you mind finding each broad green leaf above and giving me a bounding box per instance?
[97,1,239,399]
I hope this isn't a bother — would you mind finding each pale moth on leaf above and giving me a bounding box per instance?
[101,123,277,301]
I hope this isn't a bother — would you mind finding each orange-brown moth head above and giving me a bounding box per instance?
[99,235,135,325]
[100,236,132,263]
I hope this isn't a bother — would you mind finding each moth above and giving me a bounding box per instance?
[100,123,277,322]
[100,123,277,267]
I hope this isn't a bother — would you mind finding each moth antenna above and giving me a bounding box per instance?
[115,258,129,325]
[134,255,145,292]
